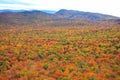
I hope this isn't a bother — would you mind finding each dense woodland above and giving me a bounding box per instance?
[0,10,120,80]
[0,25,120,80]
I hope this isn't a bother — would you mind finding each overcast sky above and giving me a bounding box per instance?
[0,0,120,17]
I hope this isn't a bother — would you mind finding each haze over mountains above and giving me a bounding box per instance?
[0,9,120,27]
[0,9,56,14]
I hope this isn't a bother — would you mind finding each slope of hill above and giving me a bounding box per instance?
[0,10,53,25]
[0,9,120,27]
[55,9,119,21]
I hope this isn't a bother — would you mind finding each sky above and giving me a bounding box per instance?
[0,0,120,17]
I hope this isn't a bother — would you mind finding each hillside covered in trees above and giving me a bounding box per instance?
[0,9,120,28]
[0,9,120,80]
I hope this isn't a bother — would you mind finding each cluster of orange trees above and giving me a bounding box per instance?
[0,27,120,80]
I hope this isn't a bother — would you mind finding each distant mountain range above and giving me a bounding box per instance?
[55,9,119,21]
[0,9,56,14]
[0,9,120,27]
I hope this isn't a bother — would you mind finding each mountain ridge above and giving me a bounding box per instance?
[0,9,119,18]
[0,9,120,27]
[55,9,119,21]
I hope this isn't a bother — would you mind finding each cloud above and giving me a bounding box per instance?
[0,0,33,5]
[0,4,32,10]
[0,0,39,10]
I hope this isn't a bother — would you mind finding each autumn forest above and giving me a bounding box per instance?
[0,10,120,80]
